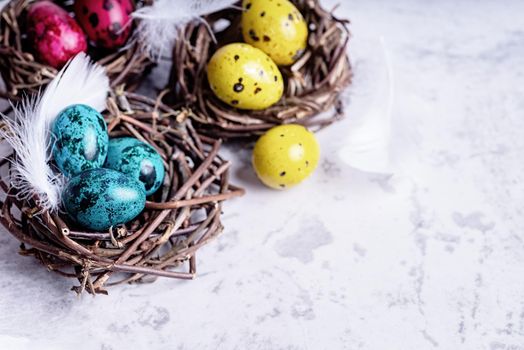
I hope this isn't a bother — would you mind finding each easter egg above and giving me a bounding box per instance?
[242,0,308,66]
[62,168,146,231]
[252,124,320,189]
[74,0,134,49]
[52,104,109,177]
[26,1,87,69]
[105,137,165,196]
[207,43,284,110]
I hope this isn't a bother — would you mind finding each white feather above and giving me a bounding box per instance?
[40,52,109,121]
[132,0,237,59]
[0,53,109,212]
[337,37,394,174]
[0,97,65,211]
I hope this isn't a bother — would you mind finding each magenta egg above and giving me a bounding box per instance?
[26,1,87,69]
[74,0,135,50]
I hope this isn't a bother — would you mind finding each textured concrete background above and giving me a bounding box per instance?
[1,0,524,349]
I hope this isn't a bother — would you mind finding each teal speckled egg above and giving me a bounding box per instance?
[104,137,165,196]
[62,168,146,231]
[53,104,109,177]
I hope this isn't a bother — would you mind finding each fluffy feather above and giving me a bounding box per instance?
[0,53,109,212]
[40,52,109,122]
[132,0,237,59]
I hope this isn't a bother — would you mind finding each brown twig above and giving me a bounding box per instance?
[167,0,352,139]
[0,91,244,295]
[0,0,154,99]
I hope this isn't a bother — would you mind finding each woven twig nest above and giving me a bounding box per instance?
[0,90,244,294]
[169,0,352,139]
[0,0,154,100]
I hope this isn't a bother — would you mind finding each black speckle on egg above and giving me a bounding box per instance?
[254,87,262,94]
[263,35,271,42]
[245,2,252,10]
[139,163,157,192]
[306,160,310,167]
[233,83,244,93]
[234,55,240,61]
[274,75,278,82]
[97,115,107,131]
[231,100,239,105]
[259,70,264,77]
[260,11,265,17]
[88,13,99,28]
[249,29,260,42]
[280,134,284,137]
[288,13,293,21]
[109,23,122,40]
[279,184,286,188]
[280,171,286,177]
[78,190,98,213]
[103,0,114,11]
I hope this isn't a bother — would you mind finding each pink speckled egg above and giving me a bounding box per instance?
[26,1,87,69]
[74,0,135,50]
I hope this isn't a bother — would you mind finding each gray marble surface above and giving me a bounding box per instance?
[1,0,524,349]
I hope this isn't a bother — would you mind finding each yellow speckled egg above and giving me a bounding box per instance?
[253,124,320,190]
[242,0,308,66]
[207,43,284,110]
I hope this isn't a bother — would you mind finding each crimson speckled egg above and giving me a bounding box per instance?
[74,0,134,49]
[26,1,87,69]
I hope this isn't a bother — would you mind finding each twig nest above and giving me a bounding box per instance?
[0,91,244,295]
[169,0,352,139]
[0,0,154,100]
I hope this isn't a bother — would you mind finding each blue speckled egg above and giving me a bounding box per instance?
[104,137,165,196]
[62,168,146,231]
[53,104,109,177]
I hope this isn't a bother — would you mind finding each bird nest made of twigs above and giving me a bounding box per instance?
[0,90,244,295]
[168,0,352,139]
[0,0,154,100]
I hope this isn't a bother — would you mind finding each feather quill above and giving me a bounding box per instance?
[132,0,237,59]
[0,53,109,212]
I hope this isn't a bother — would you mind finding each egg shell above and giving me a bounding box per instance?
[252,124,320,189]
[241,0,308,66]
[105,137,165,196]
[62,168,146,231]
[74,0,134,49]
[26,1,87,69]
[52,104,109,177]
[207,43,284,110]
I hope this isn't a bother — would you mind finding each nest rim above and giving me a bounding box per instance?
[0,90,244,295]
[0,0,154,100]
[168,0,352,139]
